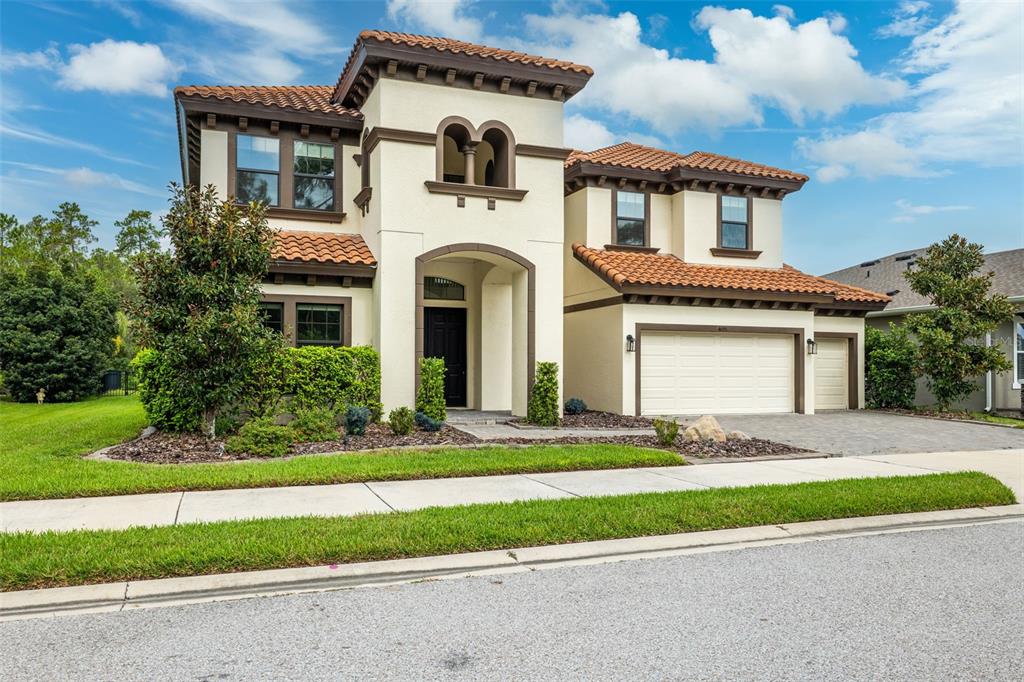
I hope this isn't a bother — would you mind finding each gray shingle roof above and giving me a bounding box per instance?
[822,248,1024,312]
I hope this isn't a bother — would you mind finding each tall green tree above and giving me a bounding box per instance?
[114,209,163,258]
[0,213,17,273]
[0,264,117,402]
[905,234,1015,410]
[132,184,281,436]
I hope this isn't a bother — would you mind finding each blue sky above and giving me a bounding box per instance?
[1,0,1021,274]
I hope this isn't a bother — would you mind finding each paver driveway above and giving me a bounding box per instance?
[714,411,1024,456]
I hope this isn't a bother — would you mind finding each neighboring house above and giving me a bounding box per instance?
[173,30,889,418]
[824,249,1024,413]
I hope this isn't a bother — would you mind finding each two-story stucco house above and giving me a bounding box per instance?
[173,30,889,418]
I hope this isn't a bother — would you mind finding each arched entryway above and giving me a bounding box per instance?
[415,244,535,415]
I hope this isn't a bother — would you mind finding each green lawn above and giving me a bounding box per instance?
[968,412,1024,429]
[0,472,1012,591]
[0,396,680,501]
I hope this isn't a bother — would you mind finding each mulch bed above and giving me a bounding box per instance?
[509,411,655,429]
[104,424,479,464]
[103,422,807,464]
[492,434,808,458]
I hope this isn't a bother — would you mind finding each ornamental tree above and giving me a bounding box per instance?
[132,184,281,436]
[904,234,1014,410]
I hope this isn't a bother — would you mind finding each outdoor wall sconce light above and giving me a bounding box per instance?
[806,338,818,355]
[625,334,636,352]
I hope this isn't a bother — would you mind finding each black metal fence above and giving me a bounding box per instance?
[101,369,138,396]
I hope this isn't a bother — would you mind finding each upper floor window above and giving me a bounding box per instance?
[720,195,750,250]
[615,191,646,246]
[236,135,280,206]
[424,276,465,301]
[294,141,335,211]
[434,118,517,190]
[441,122,472,183]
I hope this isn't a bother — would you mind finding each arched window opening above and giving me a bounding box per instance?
[442,123,472,184]
[480,128,510,187]
[473,139,495,185]
[424,276,465,301]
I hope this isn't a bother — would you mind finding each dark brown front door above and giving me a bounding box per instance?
[424,307,467,407]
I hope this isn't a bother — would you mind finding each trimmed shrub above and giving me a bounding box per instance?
[214,412,242,437]
[564,397,587,415]
[132,349,202,432]
[415,411,444,432]
[527,361,560,426]
[224,417,292,457]
[284,346,382,420]
[388,407,415,436]
[416,357,447,423]
[290,407,338,442]
[865,324,917,409]
[653,418,679,446]
[345,405,371,436]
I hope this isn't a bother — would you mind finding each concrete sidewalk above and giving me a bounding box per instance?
[2,450,1021,534]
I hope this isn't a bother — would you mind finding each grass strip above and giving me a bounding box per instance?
[1,472,1013,591]
[1,397,680,501]
[968,412,1024,429]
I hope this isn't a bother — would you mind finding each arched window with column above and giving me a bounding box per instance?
[476,121,515,188]
[436,117,474,184]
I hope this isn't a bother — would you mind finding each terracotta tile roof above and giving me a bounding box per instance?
[571,243,889,305]
[351,30,593,75]
[565,142,808,183]
[272,231,376,267]
[175,85,362,118]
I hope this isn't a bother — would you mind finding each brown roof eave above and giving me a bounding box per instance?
[565,161,672,185]
[336,39,593,107]
[269,260,377,278]
[176,94,363,131]
[666,167,806,194]
[619,284,835,305]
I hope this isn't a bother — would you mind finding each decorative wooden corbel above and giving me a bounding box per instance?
[386,59,398,76]
[473,73,484,89]
[416,64,428,81]
[526,81,538,97]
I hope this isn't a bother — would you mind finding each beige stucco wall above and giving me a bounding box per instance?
[676,191,783,269]
[563,304,625,413]
[813,315,866,409]
[199,129,228,199]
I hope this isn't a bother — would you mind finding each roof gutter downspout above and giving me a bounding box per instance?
[985,332,993,413]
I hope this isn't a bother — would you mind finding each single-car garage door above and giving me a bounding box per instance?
[814,337,849,410]
[639,331,794,416]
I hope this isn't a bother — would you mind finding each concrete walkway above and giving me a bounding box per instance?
[2,450,1020,534]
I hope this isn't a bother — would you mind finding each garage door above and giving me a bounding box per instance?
[814,338,849,410]
[639,331,794,416]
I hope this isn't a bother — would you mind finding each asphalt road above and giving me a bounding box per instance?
[3,522,1022,680]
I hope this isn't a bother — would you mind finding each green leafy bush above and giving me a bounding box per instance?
[865,324,918,409]
[416,357,447,423]
[527,361,560,426]
[290,407,338,442]
[345,405,370,436]
[132,349,202,432]
[285,346,382,419]
[564,397,587,415]
[224,417,292,457]
[388,407,415,436]
[653,418,679,446]
[415,411,443,432]
[0,265,116,402]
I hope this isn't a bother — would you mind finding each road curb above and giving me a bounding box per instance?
[3,505,1021,621]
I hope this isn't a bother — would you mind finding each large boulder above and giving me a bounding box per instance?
[688,415,728,443]
[728,430,751,441]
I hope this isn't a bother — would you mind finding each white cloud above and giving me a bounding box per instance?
[563,114,662,151]
[191,49,303,85]
[99,0,144,27]
[878,1,933,38]
[890,198,970,223]
[58,40,180,97]
[387,0,484,41]
[773,5,795,21]
[519,7,904,134]
[0,46,61,71]
[3,161,164,197]
[0,122,152,167]
[824,11,847,34]
[801,1,1023,180]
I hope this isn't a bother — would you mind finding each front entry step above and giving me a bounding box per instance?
[445,410,514,425]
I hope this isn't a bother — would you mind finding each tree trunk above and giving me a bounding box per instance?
[202,407,217,438]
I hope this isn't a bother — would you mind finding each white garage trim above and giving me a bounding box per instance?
[634,323,805,416]
[814,331,858,409]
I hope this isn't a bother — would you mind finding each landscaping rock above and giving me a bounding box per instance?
[690,415,728,443]
[682,426,701,442]
[728,430,751,441]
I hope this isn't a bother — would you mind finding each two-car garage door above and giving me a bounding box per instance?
[639,331,794,416]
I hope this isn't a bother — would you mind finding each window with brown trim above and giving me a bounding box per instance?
[296,303,344,346]
[293,141,335,211]
[719,195,751,250]
[258,302,284,335]
[236,134,280,206]
[614,191,647,246]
